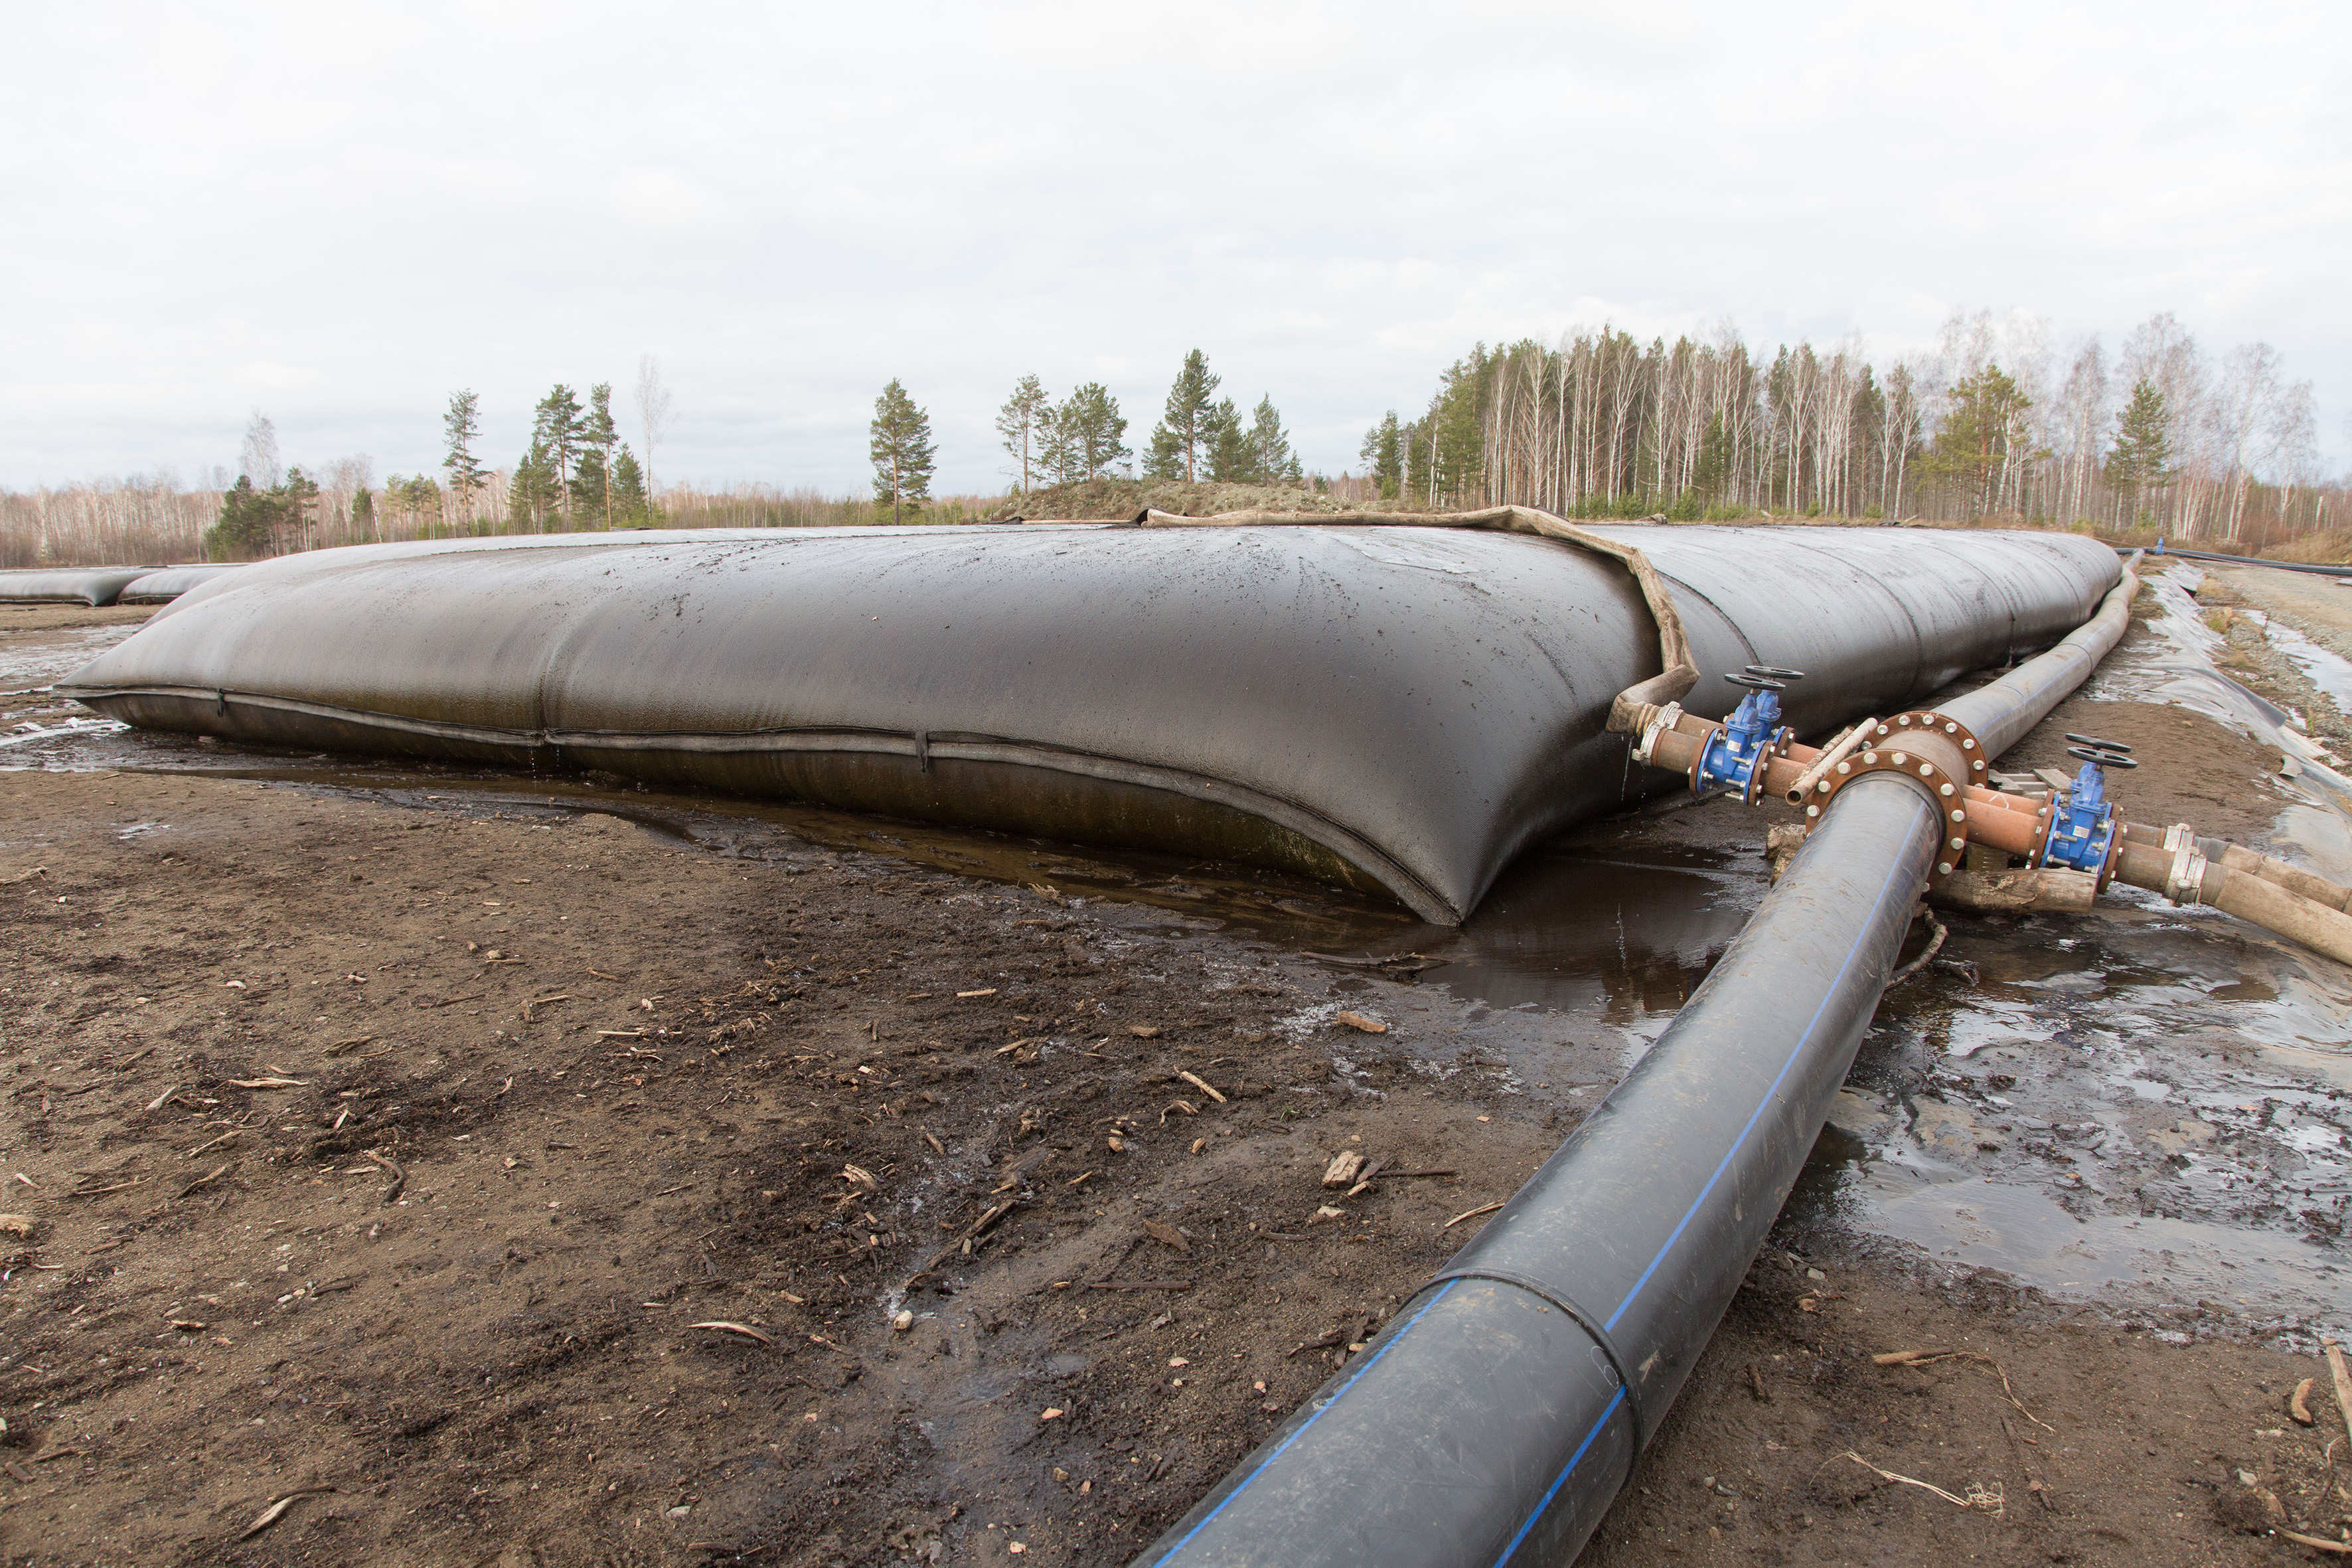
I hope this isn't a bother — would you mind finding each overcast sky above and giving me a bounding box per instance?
[4,2,2346,495]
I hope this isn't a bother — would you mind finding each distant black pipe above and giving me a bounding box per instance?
[2131,544,2351,579]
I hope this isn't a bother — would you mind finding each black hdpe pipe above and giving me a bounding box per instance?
[1135,568,2142,1568]
[2133,544,2351,579]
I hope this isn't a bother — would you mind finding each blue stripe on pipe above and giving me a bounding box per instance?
[1142,1278,1461,1567]
[1483,797,1928,1563]
[1602,795,1928,1336]
[1492,1384,1626,1567]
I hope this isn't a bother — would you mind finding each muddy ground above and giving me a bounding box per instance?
[5,568,2352,1567]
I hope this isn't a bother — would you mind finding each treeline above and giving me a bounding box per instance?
[7,314,2345,568]
[1362,311,2341,545]
[862,350,1303,524]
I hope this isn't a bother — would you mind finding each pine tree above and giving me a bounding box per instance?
[1924,363,2032,518]
[610,446,651,526]
[579,384,619,527]
[870,379,937,524]
[1143,423,1184,481]
[531,385,586,521]
[279,467,321,554]
[352,485,376,540]
[1360,412,1403,499]
[1425,354,1488,506]
[996,374,1052,495]
[510,439,558,530]
[442,390,489,529]
[1052,383,1129,481]
[1247,396,1299,483]
[1203,398,1251,481]
[2106,378,2172,520]
[204,475,284,560]
[1144,350,1219,482]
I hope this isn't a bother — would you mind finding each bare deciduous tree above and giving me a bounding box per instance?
[634,354,675,515]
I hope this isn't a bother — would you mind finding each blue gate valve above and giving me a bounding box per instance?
[2041,733,2134,872]
[1691,669,1800,801]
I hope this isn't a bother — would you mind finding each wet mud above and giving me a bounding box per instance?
[4,563,2352,1565]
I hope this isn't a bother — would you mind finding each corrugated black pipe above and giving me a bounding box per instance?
[1136,565,2143,1568]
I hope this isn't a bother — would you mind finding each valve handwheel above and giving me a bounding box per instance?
[1723,672,1786,690]
[1743,665,1806,681]
[2066,745,2137,769]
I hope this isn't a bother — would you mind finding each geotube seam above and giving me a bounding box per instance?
[62,682,1460,920]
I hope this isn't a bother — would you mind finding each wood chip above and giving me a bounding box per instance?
[1176,1070,1226,1104]
[225,1077,308,1089]
[1142,1220,1189,1253]
[2281,1529,2352,1555]
[174,1163,230,1200]
[1321,1151,1365,1188]
[0,1214,37,1239]
[1128,1024,1162,1038]
[1334,1010,1387,1034]
[2323,1338,2352,1454]
[956,989,998,998]
[687,1320,775,1346]
[143,1084,182,1111]
[840,1164,878,1190]
[1443,1201,1504,1229]
[238,1488,337,1541]
[2292,1376,2317,1425]
[362,1149,406,1206]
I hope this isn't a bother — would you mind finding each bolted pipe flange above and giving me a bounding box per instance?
[1804,741,1972,879]
[1879,710,1990,783]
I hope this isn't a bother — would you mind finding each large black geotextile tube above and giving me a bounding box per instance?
[1135,777,1940,1568]
[59,524,2116,925]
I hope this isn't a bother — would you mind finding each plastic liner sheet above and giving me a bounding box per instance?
[58,522,2118,923]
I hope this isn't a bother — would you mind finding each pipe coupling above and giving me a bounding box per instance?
[2162,823,2208,906]
[1632,702,1684,767]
